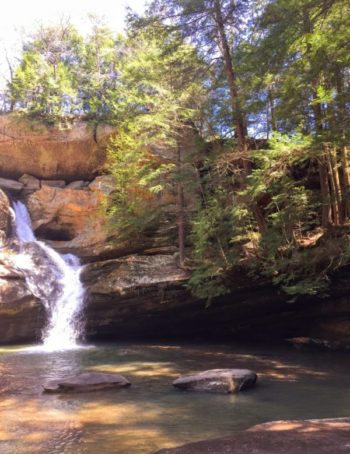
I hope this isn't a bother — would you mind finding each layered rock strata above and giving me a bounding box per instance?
[1,117,350,345]
[0,115,114,180]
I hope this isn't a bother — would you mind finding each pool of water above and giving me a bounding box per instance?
[0,341,349,453]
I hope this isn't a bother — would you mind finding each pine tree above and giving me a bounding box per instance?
[107,23,207,265]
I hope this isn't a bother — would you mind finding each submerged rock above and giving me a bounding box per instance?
[43,372,131,393]
[173,369,257,394]
[154,418,350,454]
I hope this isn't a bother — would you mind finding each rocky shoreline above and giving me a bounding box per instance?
[154,418,350,454]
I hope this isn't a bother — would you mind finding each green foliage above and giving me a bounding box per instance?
[107,127,174,238]
[189,133,350,300]
[241,134,325,296]
[5,0,350,304]
[9,23,84,123]
[189,186,237,301]
[79,21,123,121]
[107,23,206,239]
[8,19,123,124]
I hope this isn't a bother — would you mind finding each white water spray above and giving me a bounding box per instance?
[12,201,85,351]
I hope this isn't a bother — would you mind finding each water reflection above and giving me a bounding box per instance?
[0,342,349,454]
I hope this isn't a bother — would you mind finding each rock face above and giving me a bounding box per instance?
[0,115,114,181]
[173,369,257,394]
[154,418,350,454]
[88,175,116,195]
[0,192,43,343]
[83,254,189,292]
[0,177,23,195]
[43,372,131,393]
[0,189,11,246]
[3,117,350,345]
[26,183,111,259]
[82,254,192,339]
[0,252,44,343]
[19,174,41,197]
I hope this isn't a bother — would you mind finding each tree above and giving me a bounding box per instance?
[9,21,83,121]
[147,0,253,170]
[79,16,122,121]
[108,23,207,266]
[256,0,350,227]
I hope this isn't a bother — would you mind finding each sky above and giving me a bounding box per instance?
[0,0,147,87]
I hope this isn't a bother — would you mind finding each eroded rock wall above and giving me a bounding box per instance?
[0,189,44,343]
[0,115,114,181]
[2,117,350,345]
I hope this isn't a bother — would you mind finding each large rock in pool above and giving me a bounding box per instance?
[43,372,131,393]
[173,369,257,394]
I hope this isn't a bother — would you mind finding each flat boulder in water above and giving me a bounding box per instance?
[43,372,131,393]
[173,369,257,394]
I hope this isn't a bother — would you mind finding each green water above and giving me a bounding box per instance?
[0,342,349,454]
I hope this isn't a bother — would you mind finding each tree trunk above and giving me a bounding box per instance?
[177,144,186,267]
[212,0,269,234]
[213,0,249,173]
[341,146,350,220]
[268,91,277,133]
[303,8,332,227]
[195,167,230,266]
[252,204,266,233]
[5,49,15,112]
[326,145,342,225]
[318,155,332,227]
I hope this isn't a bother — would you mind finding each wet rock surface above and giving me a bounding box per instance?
[0,189,11,246]
[287,336,350,351]
[43,372,131,393]
[154,418,350,454]
[0,252,44,343]
[173,369,257,394]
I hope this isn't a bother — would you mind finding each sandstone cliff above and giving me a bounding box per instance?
[0,115,114,180]
[0,115,191,343]
[1,116,350,346]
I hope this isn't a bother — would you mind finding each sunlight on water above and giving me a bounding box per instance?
[23,343,95,354]
[12,201,86,352]
[0,342,350,454]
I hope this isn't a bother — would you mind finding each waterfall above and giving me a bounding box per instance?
[12,201,85,351]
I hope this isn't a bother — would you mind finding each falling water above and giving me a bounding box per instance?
[12,201,85,351]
